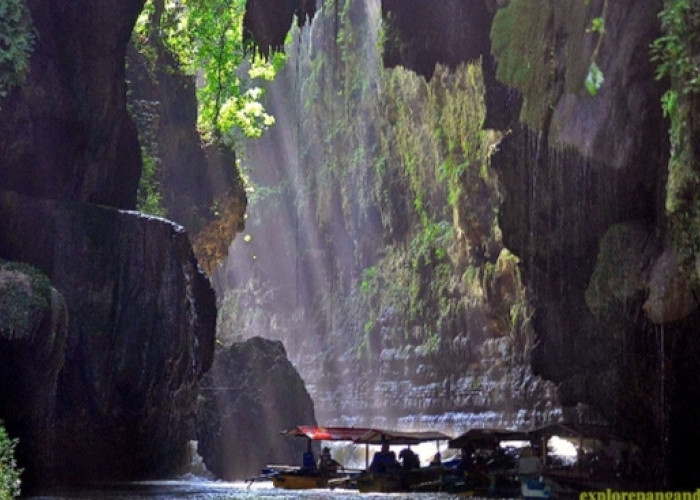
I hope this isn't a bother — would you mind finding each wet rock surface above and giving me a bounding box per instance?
[0,190,216,487]
[243,0,316,55]
[197,337,316,480]
[380,0,492,79]
[475,0,699,486]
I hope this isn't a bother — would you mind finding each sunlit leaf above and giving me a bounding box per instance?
[585,61,604,96]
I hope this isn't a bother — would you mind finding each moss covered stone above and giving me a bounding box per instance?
[585,222,658,326]
[0,259,52,340]
[490,0,599,130]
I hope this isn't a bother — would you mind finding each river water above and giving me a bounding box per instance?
[28,478,473,500]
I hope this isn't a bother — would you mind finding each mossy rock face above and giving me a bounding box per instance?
[667,93,700,289]
[490,0,593,130]
[490,0,557,129]
[0,260,51,340]
[585,222,658,326]
[491,0,665,170]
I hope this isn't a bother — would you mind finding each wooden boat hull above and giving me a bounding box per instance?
[355,467,446,493]
[272,472,330,490]
[355,473,403,493]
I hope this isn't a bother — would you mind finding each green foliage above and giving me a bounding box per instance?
[490,0,554,128]
[410,220,452,271]
[584,1,608,97]
[0,422,21,499]
[135,0,284,146]
[650,0,700,284]
[650,0,700,97]
[136,146,166,216]
[423,330,441,355]
[0,0,35,106]
[360,266,378,295]
[586,16,605,35]
[650,0,699,162]
[584,61,604,96]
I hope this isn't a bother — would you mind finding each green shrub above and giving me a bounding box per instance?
[0,422,21,499]
[0,0,35,105]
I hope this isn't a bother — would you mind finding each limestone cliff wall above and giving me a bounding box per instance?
[126,38,248,274]
[219,0,557,435]
[0,191,216,486]
[0,0,221,489]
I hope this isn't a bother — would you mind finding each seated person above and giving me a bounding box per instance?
[317,446,342,473]
[457,445,475,472]
[369,443,400,473]
[302,450,316,470]
[399,447,420,470]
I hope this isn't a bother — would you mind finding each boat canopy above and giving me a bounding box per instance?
[449,428,531,450]
[527,422,615,442]
[353,428,452,445]
[281,426,373,441]
[449,422,619,450]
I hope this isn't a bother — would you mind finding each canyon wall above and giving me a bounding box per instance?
[235,0,700,486]
[0,0,144,208]
[382,0,700,487]
[0,191,216,486]
[0,0,317,487]
[0,0,220,489]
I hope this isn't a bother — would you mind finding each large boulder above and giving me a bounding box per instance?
[197,337,316,480]
[0,190,216,487]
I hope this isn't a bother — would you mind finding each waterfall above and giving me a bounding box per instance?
[214,0,558,434]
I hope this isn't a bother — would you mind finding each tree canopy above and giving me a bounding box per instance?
[134,0,287,146]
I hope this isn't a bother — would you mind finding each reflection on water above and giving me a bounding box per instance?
[28,478,473,500]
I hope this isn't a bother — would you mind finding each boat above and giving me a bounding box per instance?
[527,422,631,495]
[263,425,371,490]
[445,422,630,498]
[446,428,529,497]
[351,428,453,493]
